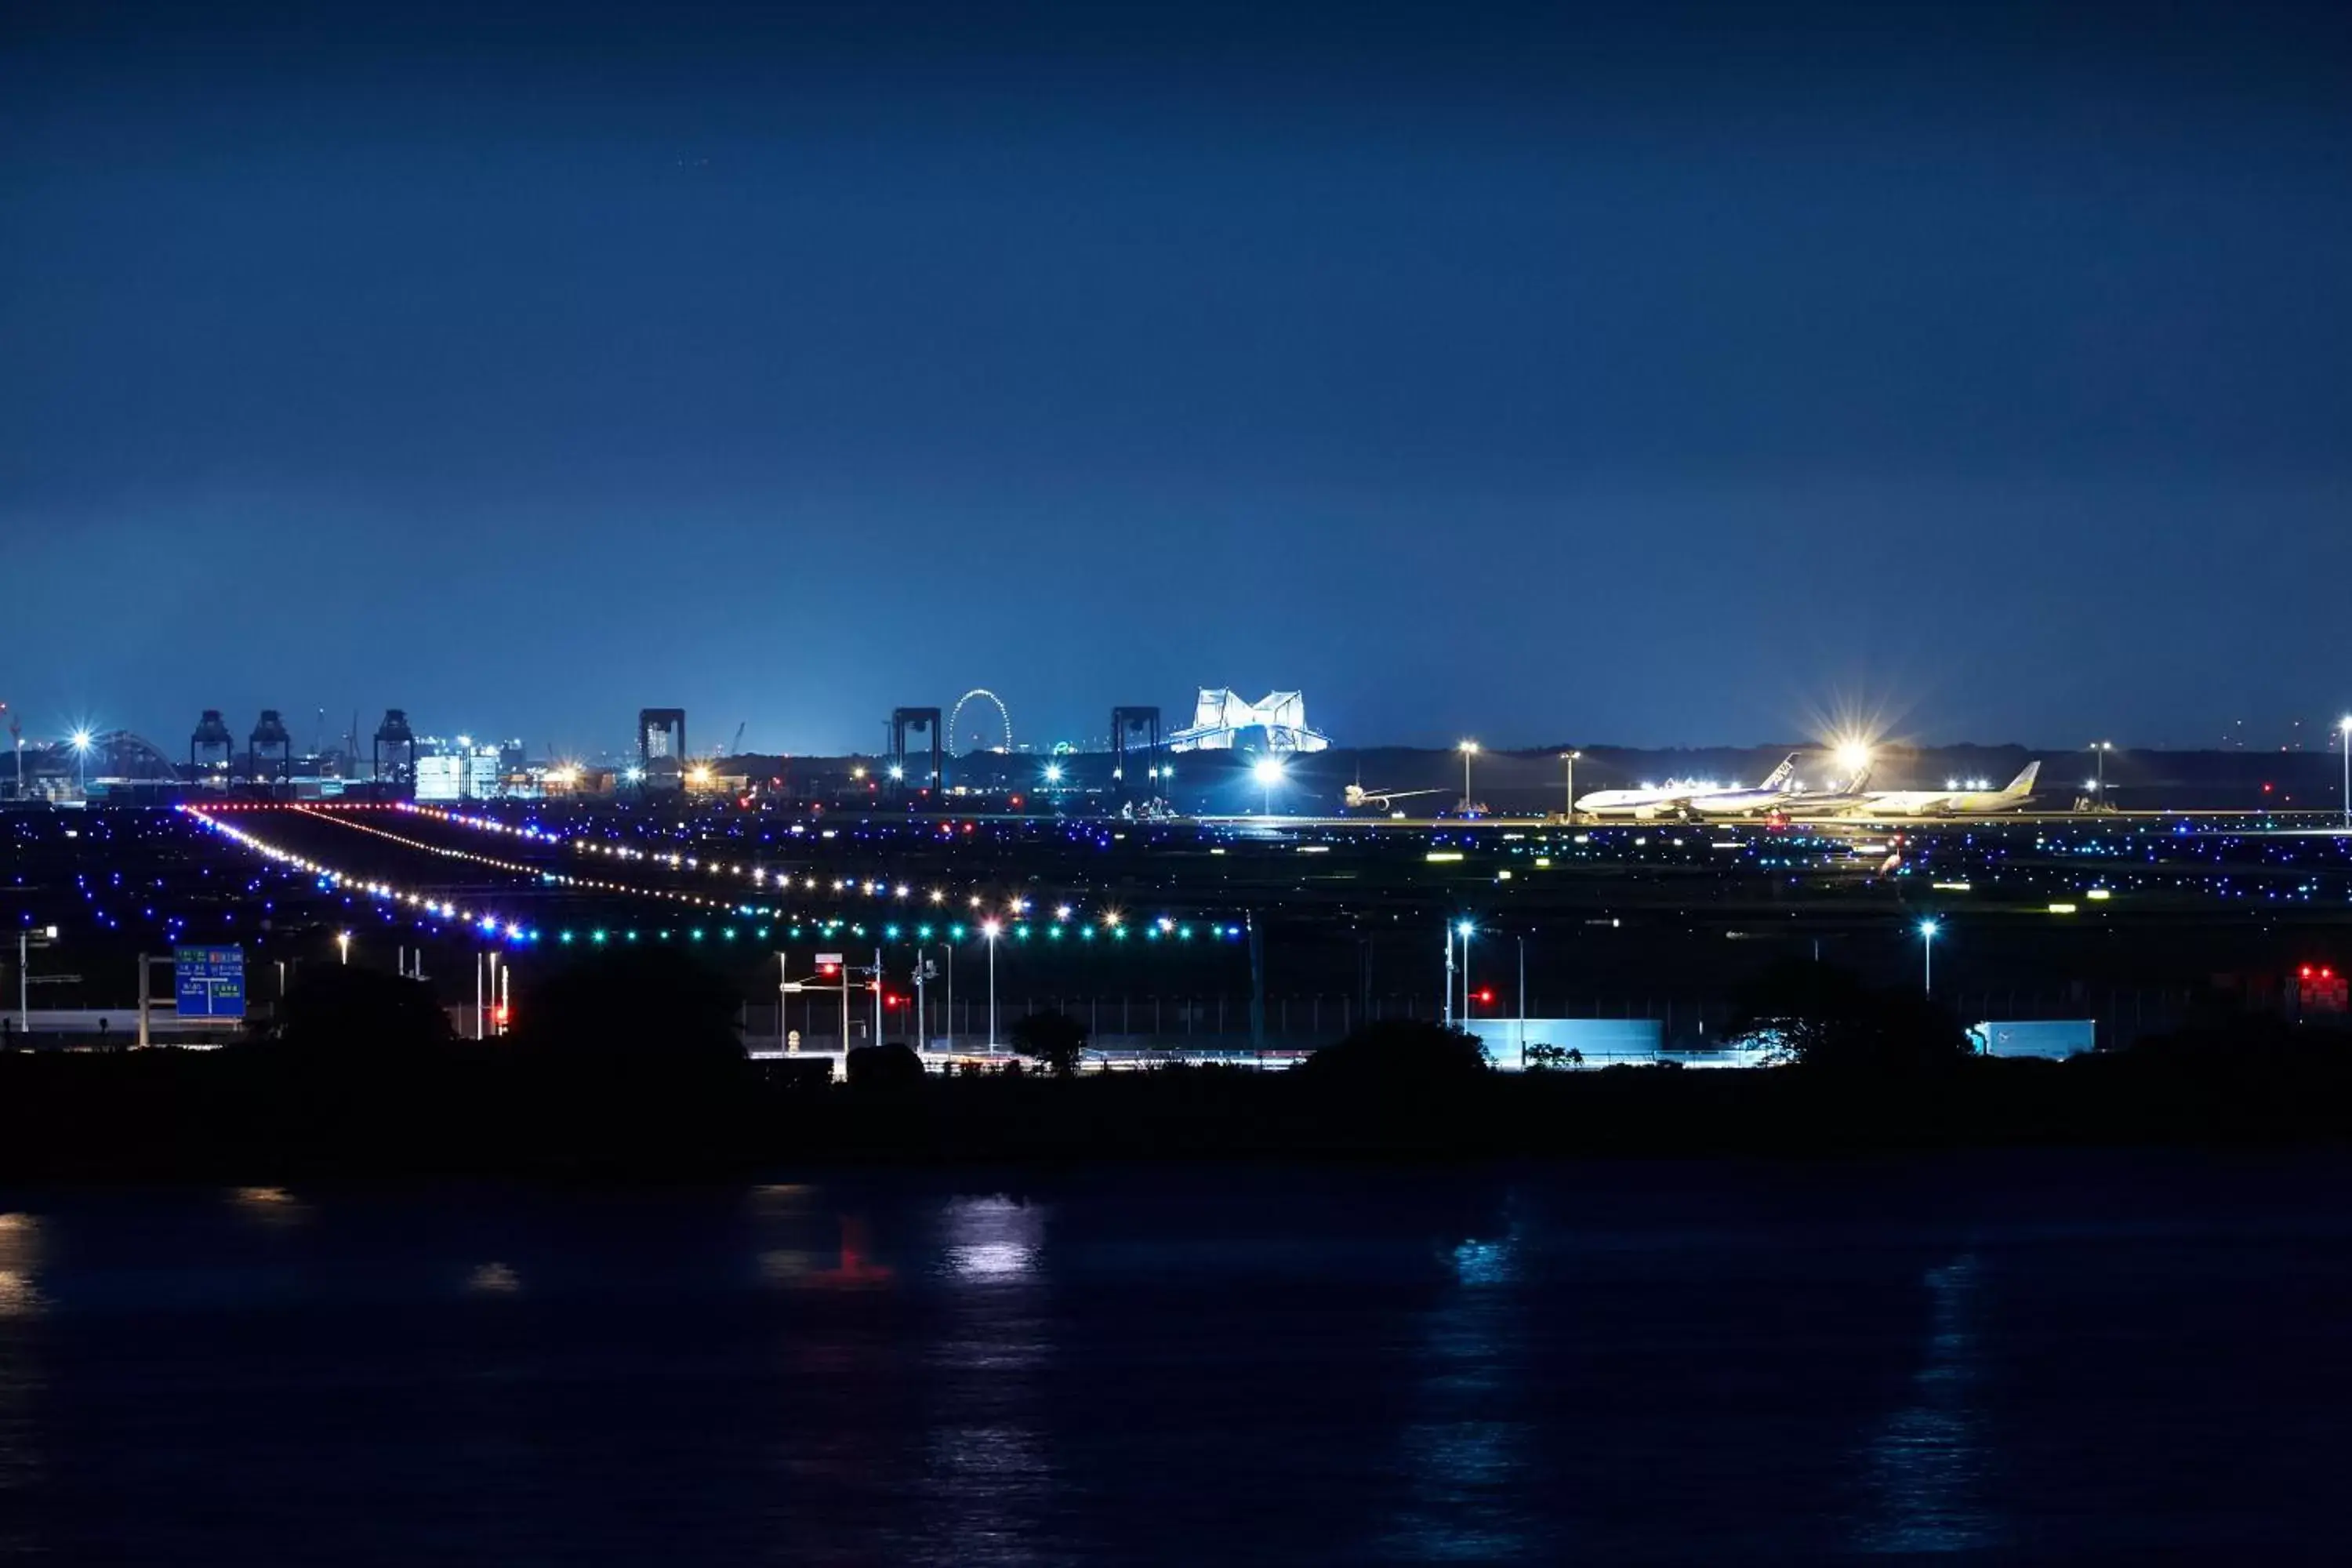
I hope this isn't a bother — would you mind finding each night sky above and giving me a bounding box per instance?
[6,1,2350,757]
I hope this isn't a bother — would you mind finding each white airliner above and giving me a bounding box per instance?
[1693,760,1874,818]
[1576,755,1797,820]
[1843,761,2042,818]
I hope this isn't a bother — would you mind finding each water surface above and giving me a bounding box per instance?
[2,1152,2348,1563]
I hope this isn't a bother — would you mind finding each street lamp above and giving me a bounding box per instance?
[1457,740,1479,813]
[2339,717,2351,828]
[981,920,1001,1049]
[1559,750,1580,818]
[1457,918,1475,1025]
[1252,756,1284,816]
[70,728,93,794]
[1918,919,1940,995]
[336,931,352,966]
[2090,741,2111,805]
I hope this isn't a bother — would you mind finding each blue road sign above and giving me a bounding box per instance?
[174,945,246,1019]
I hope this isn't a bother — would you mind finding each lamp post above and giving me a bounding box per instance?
[2339,717,2351,828]
[1442,921,1455,1025]
[2091,741,2111,806]
[982,920,1000,1049]
[71,729,93,795]
[1515,933,1528,1069]
[1918,919,1940,996]
[336,931,351,966]
[1252,757,1283,817]
[1458,740,1479,813]
[1559,750,1579,819]
[1457,919,1475,1027]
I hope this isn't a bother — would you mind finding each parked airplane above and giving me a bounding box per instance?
[1699,760,1875,818]
[1577,755,1797,820]
[1844,761,2042,818]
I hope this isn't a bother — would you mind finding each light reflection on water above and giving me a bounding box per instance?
[0,1214,43,1320]
[0,1156,2340,1562]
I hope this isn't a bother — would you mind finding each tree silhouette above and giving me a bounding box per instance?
[1730,960,1972,1074]
[271,964,453,1054]
[511,946,745,1071]
[1008,1009,1088,1076]
[1302,1018,1490,1087]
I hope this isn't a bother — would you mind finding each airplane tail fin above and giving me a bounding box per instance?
[1760,753,1798,792]
[2005,760,2041,797]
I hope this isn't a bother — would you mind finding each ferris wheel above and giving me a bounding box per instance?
[948,688,1013,756]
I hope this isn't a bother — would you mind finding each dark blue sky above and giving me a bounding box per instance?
[6,1,2350,757]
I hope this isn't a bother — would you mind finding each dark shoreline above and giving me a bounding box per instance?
[5,1049,2348,1184]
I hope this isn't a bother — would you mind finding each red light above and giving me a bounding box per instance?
[1475,988,1494,1005]
[2303,965,2315,979]
[2263,782,2274,793]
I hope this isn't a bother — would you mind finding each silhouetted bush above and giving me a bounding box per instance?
[1009,1009,1088,1076]
[1730,960,1973,1074]
[847,1041,925,1091]
[1301,1018,1490,1088]
[266,965,453,1055]
[510,946,746,1072]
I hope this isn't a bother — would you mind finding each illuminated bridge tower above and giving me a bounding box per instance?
[249,710,294,794]
[372,709,417,793]
[190,710,235,788]
[1110,706,1162,803]
[889,706,942,794]
[637,709,687,790]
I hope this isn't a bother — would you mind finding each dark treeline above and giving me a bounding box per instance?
[2,953,2349,1181]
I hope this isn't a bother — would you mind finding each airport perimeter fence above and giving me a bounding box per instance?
[0,987,2257,1054]
[750,987,2227,1054]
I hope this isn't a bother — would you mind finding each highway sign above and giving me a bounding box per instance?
[174,946,246,1019]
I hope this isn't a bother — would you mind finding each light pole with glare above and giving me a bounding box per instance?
[71,729,93,794]
[1457,740,1479,813]
[982,920,1000,1049]
[1559,751,1579,818]
[336,931,351,966]
[1918,919,1940,995]
[2091,741,2111,806]
[1252,757,1284,816]
[2339,717,2351,828]
[1457,919,1475,1026]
